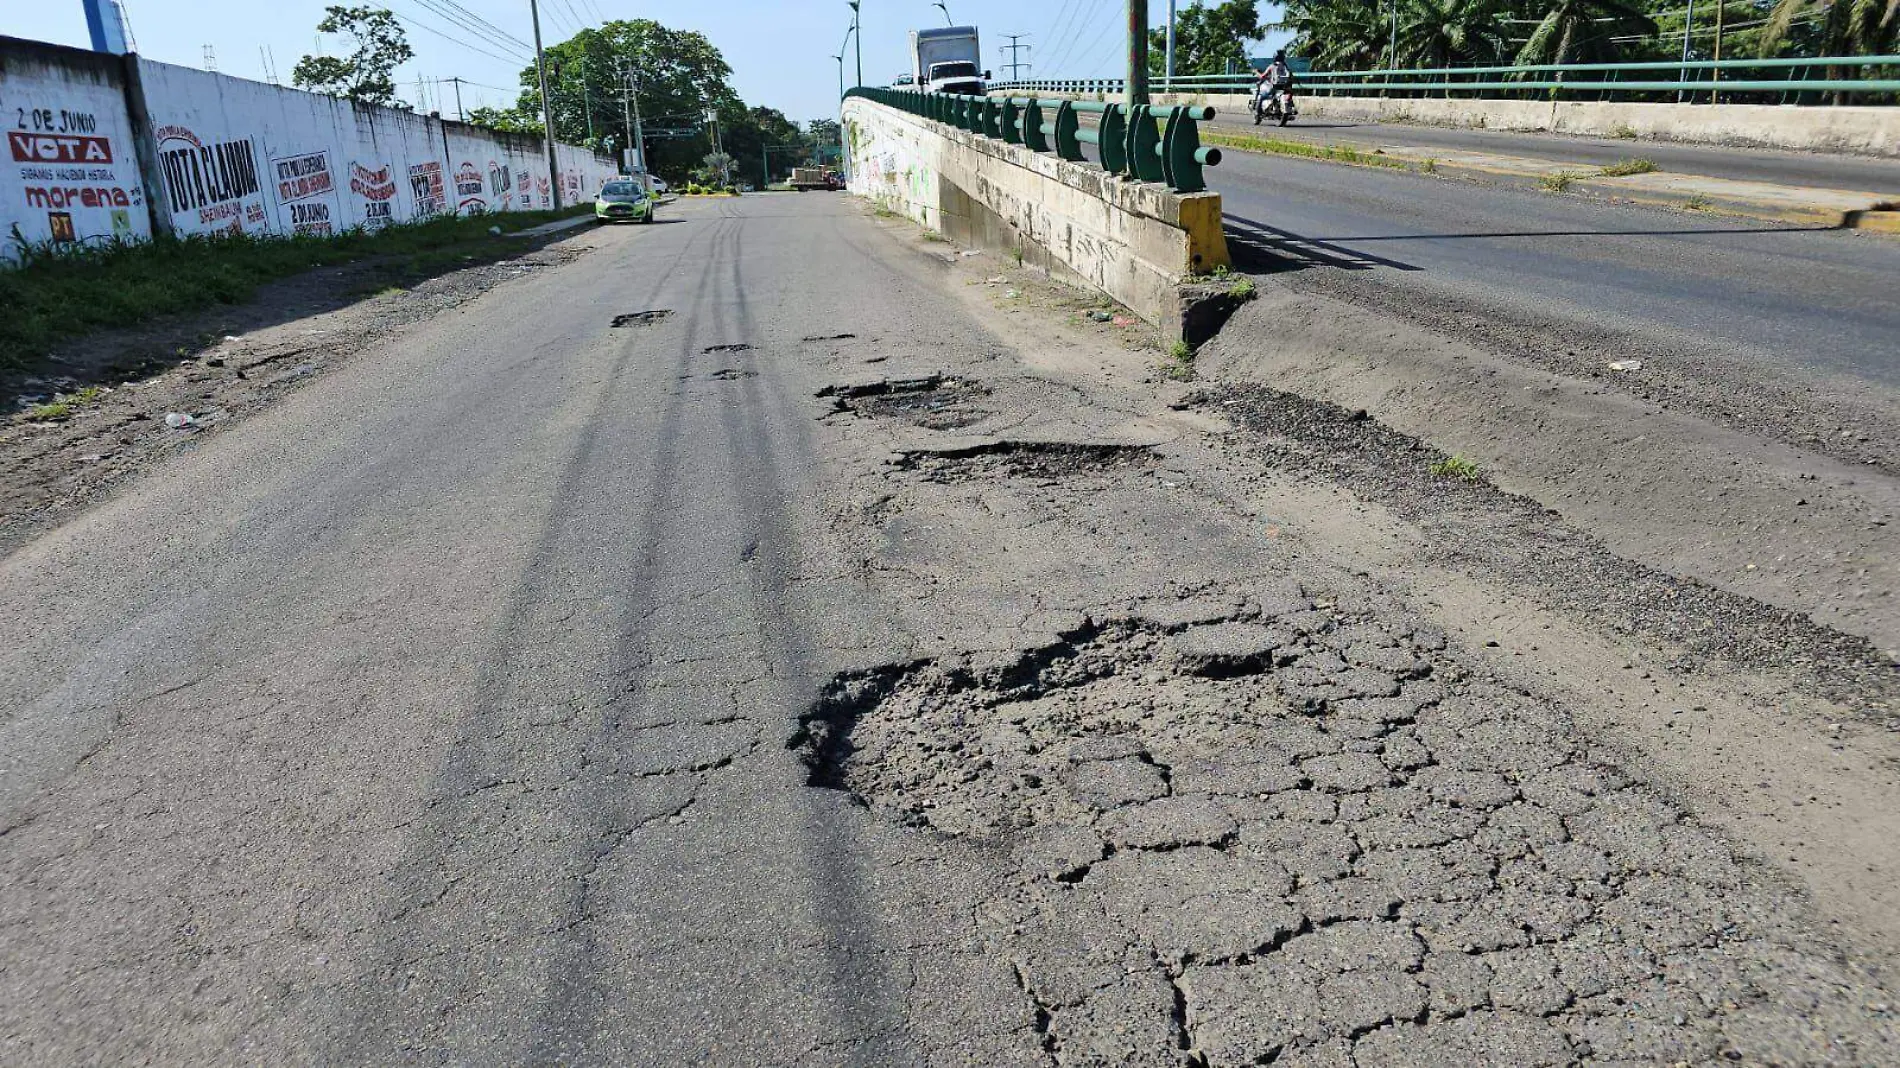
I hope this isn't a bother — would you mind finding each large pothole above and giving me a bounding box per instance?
[792,584,1900,1067]
[820,374,994,430]
[890,440,1155,484]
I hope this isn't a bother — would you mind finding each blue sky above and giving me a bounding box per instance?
[12,1,1286,124]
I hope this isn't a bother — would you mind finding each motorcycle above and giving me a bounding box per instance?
[1253,86,1298,127]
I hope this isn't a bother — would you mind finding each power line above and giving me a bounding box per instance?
[1061,8,1122,77]
[391,10,528,66]
[414,0,532,52]
[1039,0,1091,75]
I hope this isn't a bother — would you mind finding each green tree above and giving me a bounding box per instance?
[1278,0,1389,70]
[1760,0,1897,56]
[1512,0,1658,65]
[1149,0,1270,76]
[291,6,413,107]
[1398,0,1514,67]
[476,20,740,184]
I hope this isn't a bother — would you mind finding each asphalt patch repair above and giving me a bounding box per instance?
[792,585,1900,1066]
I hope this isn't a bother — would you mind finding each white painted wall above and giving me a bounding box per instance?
[2,37,618,260]
[1,44,151,254]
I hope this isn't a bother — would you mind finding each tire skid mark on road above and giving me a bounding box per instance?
[332,213,732,1061]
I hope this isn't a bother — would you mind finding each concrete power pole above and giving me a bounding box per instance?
[529,0,563,209]
[1127,0,1149,107]
[449,77,466,122]
[618,59,648,188]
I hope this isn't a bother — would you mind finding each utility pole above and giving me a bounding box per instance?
[1165,0,1176,90]
[849,1,862,88]
[1000,34,1031,82]
[449,77,466,121]
[529,0,562,208]
[1712,0,1725,103]
[581,58,595,143]
[1388,0,1399,71]
[1127,0,1149,107]
[617,59,648,187]
[1678,0,1697,103]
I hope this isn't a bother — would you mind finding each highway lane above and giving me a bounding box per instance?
[1206,143,1900,391]
[1200,111,1900,194]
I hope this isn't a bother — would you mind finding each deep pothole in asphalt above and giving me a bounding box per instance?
[610,310,671,328]
[892,440,1155,483]
[819,373,994,430]
[788,584,1900,1065]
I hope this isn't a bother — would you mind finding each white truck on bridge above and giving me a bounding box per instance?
[910,26,988,95]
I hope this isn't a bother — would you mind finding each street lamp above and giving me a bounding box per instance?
[933,1,952,24]
[848,1,862,88]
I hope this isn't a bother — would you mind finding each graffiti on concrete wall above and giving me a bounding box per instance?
[349,161,398,230]
[3,63,151,253]
[154,124,267,234]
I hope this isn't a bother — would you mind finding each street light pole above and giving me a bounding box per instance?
[934,1,952,24]
[529,0,562,208]
[1127,0,1149,107]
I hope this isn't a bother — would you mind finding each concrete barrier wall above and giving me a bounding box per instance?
[2,35,617,258]
[1,38,153,250]
[1128,90,1900,158]
[842,96,1228,337]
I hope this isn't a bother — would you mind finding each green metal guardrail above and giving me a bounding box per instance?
[990,54,1900,101]
[843,86,1222,194]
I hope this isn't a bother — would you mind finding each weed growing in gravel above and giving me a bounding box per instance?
[1612,122,1639,139]
[1202,132,1407,171]
[1165,340,1196,381]
[1430,454,1482,480]
[1684,194,1712,211]
[1418,158,1438,174]
[1012,245,1025,267]
[1539,171,1581,193]
[1228,277,1257,299]
[921,231,947,243]
[0,206,587,369]
[22,385,107,422]
[1599,158,1659,177]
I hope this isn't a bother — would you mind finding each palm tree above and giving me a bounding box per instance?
[1513,0,1658,65]
[1278,0,1389,70]
[1760,0,1898,56]
[1397,0,1514,67]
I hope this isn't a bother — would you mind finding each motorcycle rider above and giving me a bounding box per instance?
[1256,50,1295,116]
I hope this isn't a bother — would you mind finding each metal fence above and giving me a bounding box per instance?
[844,87,1222,194]
[990,55,1900,103]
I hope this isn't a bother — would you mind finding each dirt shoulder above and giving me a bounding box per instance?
[0,223,602,555]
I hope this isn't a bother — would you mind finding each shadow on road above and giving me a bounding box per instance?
[1222,212,1423,273]
[1301,223,1836,242]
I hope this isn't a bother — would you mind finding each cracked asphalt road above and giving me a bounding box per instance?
[2,193,1896,1065]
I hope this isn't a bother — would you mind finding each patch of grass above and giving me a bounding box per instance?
[0,206,585,369]
[1164,339,1196,381]
[872,204,900,219]
[1012,245,1025,267]
[22,385,107,422]
[1210,263,1230,278]
[1202,131,1408,171]
[1683,194,1712,211]
[1599,157,1658,177]
[1418,158,1438,174]
[1228,277,1257,299]
[1539,171,1582,193]
[920,231,948,243]
[1429,454,1481,480]
[1611,122,1639,140]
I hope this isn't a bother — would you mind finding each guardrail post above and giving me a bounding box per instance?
[1126,104,1165,183]
[1099,103,1129,175]
[1001,98,1022,144]
[1023,99,1050,152]
[1053,100,1085,161]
